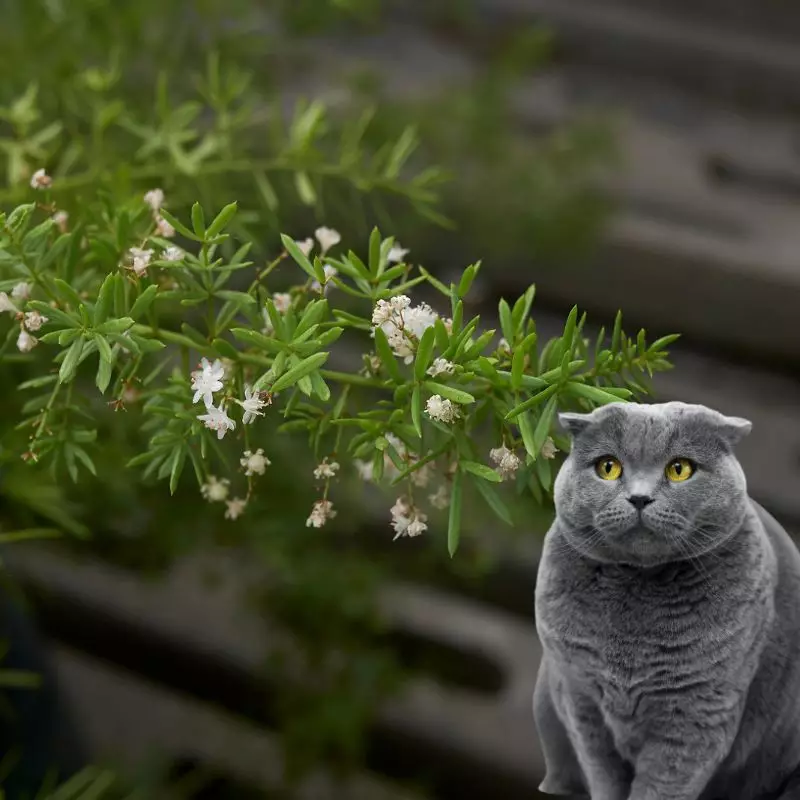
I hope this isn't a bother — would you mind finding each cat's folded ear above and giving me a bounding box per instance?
[709,412,752,446]
[695,406,752,446]
[558,412,594,437]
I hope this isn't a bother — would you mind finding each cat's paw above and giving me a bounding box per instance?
[539,774,588,796]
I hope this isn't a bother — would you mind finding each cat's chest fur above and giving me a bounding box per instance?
[536,524,775,746]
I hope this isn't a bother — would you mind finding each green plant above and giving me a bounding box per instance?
[0,188,677,552]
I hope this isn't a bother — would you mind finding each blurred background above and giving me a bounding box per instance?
[1,0,800,797]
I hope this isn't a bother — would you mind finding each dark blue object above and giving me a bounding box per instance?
[0,587,85,798]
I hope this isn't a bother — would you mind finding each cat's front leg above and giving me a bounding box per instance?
[627,735,731,800]
[534,658,588,796]
[563,691,631,800]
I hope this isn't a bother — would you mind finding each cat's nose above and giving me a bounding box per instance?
[627,495,654,510]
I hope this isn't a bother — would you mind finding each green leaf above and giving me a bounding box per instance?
[647,333,681,353]
[280,233,316,280]
[505,383,559,420]
[474,478,514,526]
[457,261,480,298]
[498,298,514,343]
[254,171,279,210]
[129,284,159,319]
[562,305,578,356]
[206,202,237,238]
[96,352,112,393]
[0,528,61,545]
[191,202,206,237]
[53,278,83,310]
[374,327,402,382]
[93,273,116,325]
[72,445,97,477]
[271,352,329,392]
[212,338,239,360]
[511,348,525,391]
[216,290,255,306]
[448,470,463,557]
[27,300,78,328]
[95,317,134,334]
[414,326,436,381]
[158,209,200,241]
[511,285,536,334]
[411,385,422,437]
[565,381,629,406]
[518,411,537,460]
[58,338,83,384]
[169,447,186,495]
[294,171,316,205]
[6,203,35,234]
[368,227,382,276]
[424,381,475,404]
[611,310,623,352]
[532,394,558,456]
[94,334,113,364]
[461,460,502,483]
[418,265,450,296]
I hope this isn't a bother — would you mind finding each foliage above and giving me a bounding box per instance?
[0,0,674,788]
[0,192,676,549]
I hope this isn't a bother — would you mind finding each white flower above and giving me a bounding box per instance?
[296,237,314,257]
[388,243,409,263]
[371,295,410,326]
[30,168,52,190]
[225,497,248,520]
[197,404,236,440]
[306,499,337,528]
[425,394,460,424]
[235,385,267,424]
[17,330,38,353]
[52,210,69,233]
[163,245,184,262]
[498,337,510,353]
[310,264,338,294]
[23,311,47,332]
[11,282,31,302]
[541,436,559,460]
[390,497,428,540]
[272,292,291,314]
[354,459,374,481]
[314,226,341,255]
[190,357,225,407]
[313,459,340,480]
[127,247,154,277]
[375,299,439,364]
[427,358,455,378]
[201,475,230,502]
[144,188,165,211]
[429,485,450,510]
[155,215,175,238]
[0,293,17,314]
[490,444,521,481]
[240,448,271,477]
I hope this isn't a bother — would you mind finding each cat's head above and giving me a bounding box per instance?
[553,401,751,567]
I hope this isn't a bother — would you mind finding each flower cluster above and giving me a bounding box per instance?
[390,497,428,540]
[143,187,175,239]
[371,294,441,364]
[0,281,47,353]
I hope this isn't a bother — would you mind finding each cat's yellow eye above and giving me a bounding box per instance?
[595,456,623,481]
[666,458,695,482]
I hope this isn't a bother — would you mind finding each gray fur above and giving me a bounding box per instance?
[533,401,800,800]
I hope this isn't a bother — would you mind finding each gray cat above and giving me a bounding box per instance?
[533,401,800,800]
